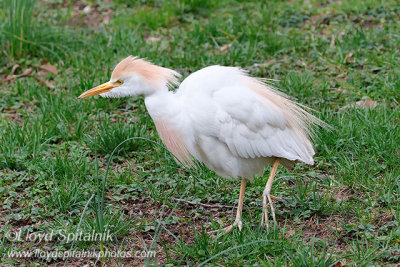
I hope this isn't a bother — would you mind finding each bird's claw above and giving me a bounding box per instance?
[261,191,277,228]
[210,219,243,237]
[236,220,243,232]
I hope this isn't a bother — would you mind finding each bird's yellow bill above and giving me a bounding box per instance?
[78,81,120,99]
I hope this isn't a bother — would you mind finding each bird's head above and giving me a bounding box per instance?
[78,56,180,99]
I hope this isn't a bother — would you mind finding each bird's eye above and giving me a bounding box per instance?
[116,80,123,85]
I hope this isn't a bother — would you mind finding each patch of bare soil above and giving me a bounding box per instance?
[1,106,38,126]
[69,4,113,28]
[4,195,229,266]
[302,214,349,252]
[43,0,114,29]
[115,196,231,265]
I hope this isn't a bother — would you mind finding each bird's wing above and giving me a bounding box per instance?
[212,83,315,165]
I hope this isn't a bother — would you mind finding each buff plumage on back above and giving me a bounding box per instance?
[111,56,181,88]
[243,73,327,147]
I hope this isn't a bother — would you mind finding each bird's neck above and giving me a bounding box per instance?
[144,88,180,120]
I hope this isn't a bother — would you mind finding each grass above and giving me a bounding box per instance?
[0,0,399,265]
[4,0,36,58]
[1,0,82,61]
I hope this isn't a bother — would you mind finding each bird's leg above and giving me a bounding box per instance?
[221,179,247,234]
[261,158,280,228]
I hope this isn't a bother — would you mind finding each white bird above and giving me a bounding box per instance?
[79,56,324,233]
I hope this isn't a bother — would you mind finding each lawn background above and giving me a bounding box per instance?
[0,0,399,265]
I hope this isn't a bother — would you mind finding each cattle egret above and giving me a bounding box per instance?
[79,56,325,233]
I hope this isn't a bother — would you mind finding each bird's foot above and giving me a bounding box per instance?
[209,218,243,236]
[260,191,277,229]
[222,218,243,234]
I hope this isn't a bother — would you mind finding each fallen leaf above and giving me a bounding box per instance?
[356,99,377,109]
[219,43,231,52]
[38,62,57,75]
[250,60,276,69]
[297,60,307,67]
[83,5,91,14]
[336,73,347,79]
[2,75,16,82]
[34,77,55,89]
[11,64,20,75]
[214,217,224,224]
[333,261,344,267]
[338,31,345,41]
[286,229,295,238]
[344,52,355,63]
[1,68,32,82]
[103,13,111,25]
[145,36,161,43]
[341,99,378,110]
[44,80,55,89]
[37,70,48,77]
[330,34,336,49]
[248,57,289,71]
[19,68,32,77]
[331,87,348,93]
